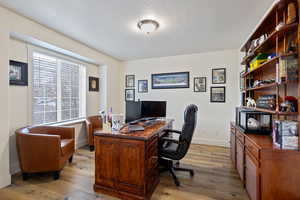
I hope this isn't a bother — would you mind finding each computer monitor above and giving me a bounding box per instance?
[141,101,167,118]
[125,101,141,123]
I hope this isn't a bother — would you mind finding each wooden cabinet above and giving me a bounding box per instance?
[230,123,300,200]
[230,123,236,166]
[93,120,173,200]
[245,151,259,200]
[95,136,158,199]
[236,139,245,182]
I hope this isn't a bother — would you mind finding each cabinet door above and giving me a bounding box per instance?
[245,153,259,200]
[117,140,145,195]
[95,137,119,188]
[236,140,245,181]
[230,130,236,167]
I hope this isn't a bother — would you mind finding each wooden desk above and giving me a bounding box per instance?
[93,119,173,200]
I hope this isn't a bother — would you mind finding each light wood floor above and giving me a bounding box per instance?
[0,144,249,200]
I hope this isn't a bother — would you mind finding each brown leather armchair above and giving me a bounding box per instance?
[85,115,102,151]
[16,125,75,180]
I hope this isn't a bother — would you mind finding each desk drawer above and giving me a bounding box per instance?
[236,130,245,144]
[245,138,259,161]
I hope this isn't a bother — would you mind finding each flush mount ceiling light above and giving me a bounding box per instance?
[137,19,159,34]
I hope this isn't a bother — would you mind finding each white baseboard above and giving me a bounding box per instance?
[192,137,230,147]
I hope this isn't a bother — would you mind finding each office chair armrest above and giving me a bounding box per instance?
[164,129,182,135]
[160,137,179,144]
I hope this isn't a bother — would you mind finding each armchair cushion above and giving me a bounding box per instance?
[61,139,75,156]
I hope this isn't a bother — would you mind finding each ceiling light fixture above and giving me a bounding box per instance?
[137,19,159,34]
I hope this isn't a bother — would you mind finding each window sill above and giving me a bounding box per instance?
[49,118,86,126]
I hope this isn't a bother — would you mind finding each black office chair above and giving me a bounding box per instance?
[159,104,198,186]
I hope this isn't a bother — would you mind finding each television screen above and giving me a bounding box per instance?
[141,101,166,118]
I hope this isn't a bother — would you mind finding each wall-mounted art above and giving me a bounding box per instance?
[89,76,99,92]
[125,89,135,101]
[9,60,28,86]
[212,68,226,84]
[151,72,189,89]
[138,80,148,93]
[125,75,135,88]
[194,77,206,92]
[210,86,226,103]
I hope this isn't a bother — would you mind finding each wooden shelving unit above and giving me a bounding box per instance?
[235,1,300,199]
[240,0,299,117]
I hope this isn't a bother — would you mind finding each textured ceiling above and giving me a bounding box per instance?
[0,0,274,61]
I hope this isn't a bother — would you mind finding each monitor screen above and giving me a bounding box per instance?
[125,101,141,123]
[141,101,167,118]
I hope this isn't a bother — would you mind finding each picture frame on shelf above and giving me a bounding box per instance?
[194,77,206,92]
[151,71,189,89]
[210,86,226,103]
[89,76,99,92]
[126,75,135,88]
[138,80,148,93]
[240,70,245,91]
[212,68,226,84]
[9,60,28,86]
[125,89,135,101]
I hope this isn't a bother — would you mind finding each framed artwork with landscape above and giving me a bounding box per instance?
[126,75,135,88]
[212,68,226,84]
[9,60,28,86]
[151,72,189,89]
[125,89,135,101]
[210,86,226,103]
[194,77,206,92]
[138,80,148,93]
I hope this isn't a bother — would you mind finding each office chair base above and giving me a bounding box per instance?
[159,159,194,186]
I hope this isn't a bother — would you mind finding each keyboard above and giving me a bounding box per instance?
[128,125,145,132]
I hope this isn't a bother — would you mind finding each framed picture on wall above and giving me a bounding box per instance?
[210,86,226,103]
[9,60,28,86]
[125,89,135,101]
[126,75,135,88]
[212,68,226,84]
[194,77,206,92]
[151,72,189,89]
[138,80,148,93]
[89,76,99,92]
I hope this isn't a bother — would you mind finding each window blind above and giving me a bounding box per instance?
[32,52,86,125]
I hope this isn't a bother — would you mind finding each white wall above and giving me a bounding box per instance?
[123,49,240,147]
[0,5,123,188]
[0,10,11,188]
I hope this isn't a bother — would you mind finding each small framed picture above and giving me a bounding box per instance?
[89,76,99,92]
[212,68,226,84]
[126,75,135,88]
[125,89,135,101]
[210,86,226,103]
[9,60,28,86]
[194,77,206,92]
[138,80,148,93]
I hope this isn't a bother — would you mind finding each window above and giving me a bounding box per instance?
[32,52,86,125]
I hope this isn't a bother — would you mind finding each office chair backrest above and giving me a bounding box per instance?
[177,104,198,159]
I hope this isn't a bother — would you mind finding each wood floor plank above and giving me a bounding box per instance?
[0,144,249,200]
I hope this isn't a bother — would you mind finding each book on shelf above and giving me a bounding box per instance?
[279,55,298,82]
[273,120,298,150]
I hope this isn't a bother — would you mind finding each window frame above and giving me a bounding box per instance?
[28,45,87,126]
